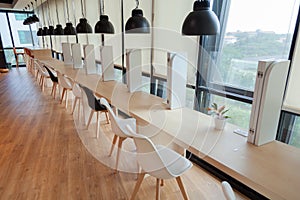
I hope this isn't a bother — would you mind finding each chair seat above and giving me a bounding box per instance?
[156,145,193,178]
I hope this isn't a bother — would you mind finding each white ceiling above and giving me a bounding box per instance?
[0,0,43,11]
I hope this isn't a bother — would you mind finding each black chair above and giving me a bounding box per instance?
[44,65,59,99]
[80,85,109,138]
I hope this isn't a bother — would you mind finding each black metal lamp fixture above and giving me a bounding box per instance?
[54,0,64,35]
[94,0,114,34]
[125,0,150,34]
[76,0,92,33]
[64,0,76,35]
[182,0,220,35]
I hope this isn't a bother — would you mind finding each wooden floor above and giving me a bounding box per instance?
[0,68,247,200]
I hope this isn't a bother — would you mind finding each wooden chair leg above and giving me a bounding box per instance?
[96,111,100,138]
[176,176,189,200]
[65,90,68,109]
[51,83,55,97]
[86,110,94,129]
[130,173,145,200]
[115,137,126,173]
[72,97,78,114]
[105,111,109,124]
[53,83,57,99]
[109,135,118,157]
[61,88,66,104]
[156,178,161,200]
[160,179,164,186]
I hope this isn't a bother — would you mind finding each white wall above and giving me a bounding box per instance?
[36,0,198,85]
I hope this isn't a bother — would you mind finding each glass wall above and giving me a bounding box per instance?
[0,10,38,66]
[200,0,300,130]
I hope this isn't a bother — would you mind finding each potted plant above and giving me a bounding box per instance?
[208,103,230,130]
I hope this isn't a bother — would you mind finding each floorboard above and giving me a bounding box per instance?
[0,68,248,199]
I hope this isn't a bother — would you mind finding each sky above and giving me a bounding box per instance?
[226,0,300,33]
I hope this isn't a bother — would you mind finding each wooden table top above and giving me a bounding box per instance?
[37,55,300,200]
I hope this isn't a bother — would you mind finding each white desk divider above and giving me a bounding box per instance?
[71,43,83,69]
[248,60,290,146]
[166,52,188,110]
[84,44,97,74]
[126,49,142,92]
[100,46,114,81]
[62,43,72,65]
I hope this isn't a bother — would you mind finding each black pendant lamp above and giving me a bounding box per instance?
[37,28,43,36]
[94,0,114,34]
[125,0,150,34]
[64,0,76,35]
[76,0,92,33]
[54,0,64,35]
[182,0,220,35]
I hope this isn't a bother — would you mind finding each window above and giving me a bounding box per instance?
[14,13,27,21]
[197,0,300,130]
[17,30,33,45]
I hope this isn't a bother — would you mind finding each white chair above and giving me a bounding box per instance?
[34,60,50,92]
[222,181,236,200]
[71,83,85,123]
[100,97,136,173]
[126,125,193,200]
[57,72,73,108]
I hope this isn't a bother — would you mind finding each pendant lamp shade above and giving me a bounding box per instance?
[125,9,150,33]
[182,1,220,35]
[37,28,43,36]
[95,15,114,34]
[64,22,76,35]
[32,14,40,23]
[54,24,64,35]
[48,25,55,35]
[42,27,49,35]
[76,18,93,33]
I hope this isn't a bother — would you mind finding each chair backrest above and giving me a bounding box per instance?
[57,72,73,89]
[34,60,49,76]
[44,65,58,83]
[72,83,82,98]
[125,125,172,178]
[222,181,236,200]
[80,85,106,111]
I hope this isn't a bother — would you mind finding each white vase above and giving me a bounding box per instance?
[214,117,226,130]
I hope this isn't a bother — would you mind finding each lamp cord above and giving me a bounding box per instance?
[54,0,60,24]
[135,0,139,9]
[41,0,46,26]
[35,0,41,27]
[80,0,84,17]
[65,0,70,22]
[47,0,52,25]
[31,2,34,14]
[99,0,104,16]
[71,0,76,24]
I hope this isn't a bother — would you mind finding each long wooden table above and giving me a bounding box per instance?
[28,48,300,200]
